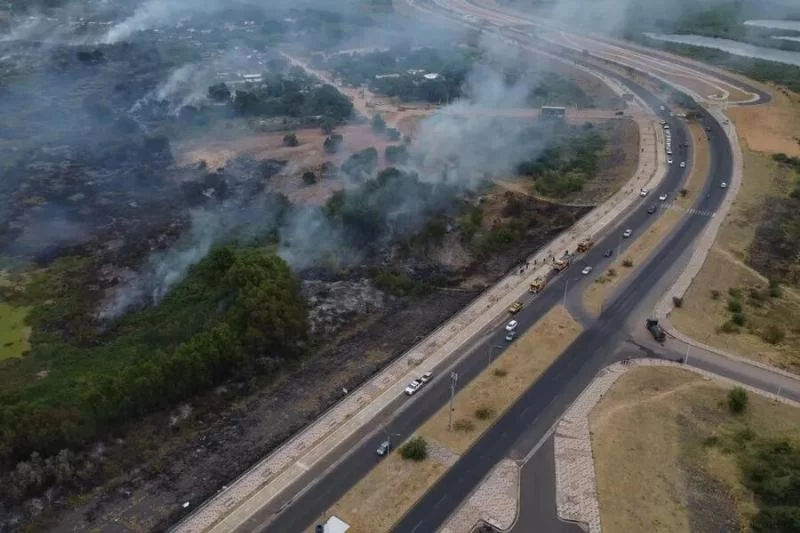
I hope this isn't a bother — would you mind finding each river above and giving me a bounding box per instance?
[644,32,800,67]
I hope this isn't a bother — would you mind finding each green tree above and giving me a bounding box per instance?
[728,386,749,414]
[400,436,428,461]
[283,132,299,147]
[371,114,387,133]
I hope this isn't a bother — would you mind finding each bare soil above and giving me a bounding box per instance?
[728,87,800,157]
[591,366,800,533]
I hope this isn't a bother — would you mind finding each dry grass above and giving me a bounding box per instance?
[583,123,709,315]
[316,450,448,533]
[312,306,581,532]
[419,305,582,453]
[591,366,800,533]
[670,142,800,370]
[0,302,31,360]
[728,88,800,157]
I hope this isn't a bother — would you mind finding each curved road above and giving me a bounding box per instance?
[249,6,792,533]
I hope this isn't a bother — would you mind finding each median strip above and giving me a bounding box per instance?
[313,305,582,533]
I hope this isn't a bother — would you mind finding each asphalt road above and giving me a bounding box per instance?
[254,10,779,533]
[510,438,584,533]
[258,62,719,533]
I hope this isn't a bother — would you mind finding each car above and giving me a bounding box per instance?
[668,159,673,165]
[623,228,633,238]
[419,371,433,384]
[404,380,422,396]
[505,320,518,332]
[680,161,686,168]
[377,440,391,456]
[659,119,666,125]
[659,106,665,111]
[659,193,668,201]
[721,182,728,189]
[581,266,593,275]
[505,330,516,342]
[647,204,657,214]
[640,188,649,197]
[508,301,523,314]
[664,124,670,130]
[603,249,613,257]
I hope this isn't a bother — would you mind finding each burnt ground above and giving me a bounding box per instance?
[749,193,800,288]
[37,199,587,533]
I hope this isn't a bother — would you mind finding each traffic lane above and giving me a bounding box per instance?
[511,438,584,533]
[392,321,626,532]
[259,280,565,532]
[689,352,800,404]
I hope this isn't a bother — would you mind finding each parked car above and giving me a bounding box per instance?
[505,330,516,342]
[404,379,422,396]
[508,301,523,314]
[623,228,633,238]
[647,204,657,214]
[581,266,593,275]
[420,371,433,384]
[721,182,728,189]
[640,188,649,197]
[659,193,668,201]
[680,161,686,168]
[668,159,673,165]
[505,320,518,332]
[377,440,391,456]
[604,249,613,257]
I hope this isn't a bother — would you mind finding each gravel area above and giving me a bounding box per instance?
[439,459,519,533]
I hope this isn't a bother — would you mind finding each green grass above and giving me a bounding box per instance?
[0,302,31,360]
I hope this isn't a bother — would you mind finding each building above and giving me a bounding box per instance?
[316,516,350,533]
[540,106,566,120]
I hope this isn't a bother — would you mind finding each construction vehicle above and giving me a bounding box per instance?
[529,277,546,294]
[646,318,666,343]
[553,252,574,273]
[576,238,594,253]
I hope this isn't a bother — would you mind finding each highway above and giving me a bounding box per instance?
[249,5,795,533]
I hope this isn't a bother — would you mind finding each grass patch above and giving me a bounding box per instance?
[0,302,31,360]
[590,366,800,533]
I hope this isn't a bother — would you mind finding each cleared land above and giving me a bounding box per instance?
[314,305,582,532]
[0,302,30,360]
[671,134,800,370]
[727,88,800,157]
[583,122,708,315]
[590,366,800,533]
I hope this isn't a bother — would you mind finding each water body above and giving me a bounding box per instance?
[645,32,800,67]
[774,36,800,44]
[744,19,800,32]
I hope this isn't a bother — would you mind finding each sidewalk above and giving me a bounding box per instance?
[174,109,667,533]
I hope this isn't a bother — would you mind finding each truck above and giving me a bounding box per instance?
[553,252,574,273]
[529,276,546,293]
[646,318,666,343]
[576,238,594,253]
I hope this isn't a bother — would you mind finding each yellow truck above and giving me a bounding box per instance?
[508,301,523,314]
[529,277,546,294]
[577,238,594,253]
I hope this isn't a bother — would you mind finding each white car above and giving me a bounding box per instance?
[640,188,649,197]
[505,320,518,332]
[680,161,686,168]
[505,330,516,342]
[623,228,633,238]
[419,371,433,384]
[668,159,673,165]
[659,193,668,201]
[581,266,593,275]
[404,380,422,396]
[721,182,728,189]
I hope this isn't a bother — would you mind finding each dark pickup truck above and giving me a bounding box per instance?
[646,318,666,343]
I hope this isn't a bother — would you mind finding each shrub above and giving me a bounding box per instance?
[493,368,508,377]
[728,298,743,313]
[680,188,688,197]
[710,290,721,300]
[323,134,343,153]
[399,436,428,461]
[622,259,634,268]
[728,387,749,414]
[453,418,475,432]
[607,268,617,277]
[282,132,299,147]
[386,127,401,141]
[761,324,786,345]
[475,407,496,420]
[769,279,782,298]
[672,296,683,308]
[720,321,740,334]
[371,114,386,133]
[728,287,742,299]
[731,312,746,326]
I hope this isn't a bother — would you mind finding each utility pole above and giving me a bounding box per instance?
[448,371,458,431]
